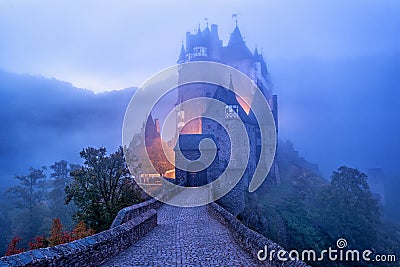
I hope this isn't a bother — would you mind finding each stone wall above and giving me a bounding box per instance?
[111,198,161,228]
[110,186,181,228]
[0,186,185,267]
[208,202,310,267]
[0,201,158,267]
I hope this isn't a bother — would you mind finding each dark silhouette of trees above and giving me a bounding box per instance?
[49,160,79,229]
[1,146,145,255]
[5,167,48,242]
[316,166,381,249]
[66,146,143,232]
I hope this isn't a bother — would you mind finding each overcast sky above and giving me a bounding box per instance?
[0,0,399,92]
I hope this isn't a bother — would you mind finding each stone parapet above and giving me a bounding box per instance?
[208,202,310,267]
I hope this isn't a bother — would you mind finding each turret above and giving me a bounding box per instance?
[209,24,222,61]
[228,25,245,46]
[225,24,252,61]
[177,42,186,64]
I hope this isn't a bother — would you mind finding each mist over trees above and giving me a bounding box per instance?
[0,146,144,256]
[0,70,136,193]
[238,142,399,266]
[1,163,79,254]
[315,166,381,249]
[66,146,143,232]
[0,53,399,261]
[49,161,80,229]
[5,167,49,244]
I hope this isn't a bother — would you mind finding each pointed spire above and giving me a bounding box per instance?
[202,19,211,43]
[225,74,239,105]
[177,41,186,63]
[228,24,244,46]
[203,19,211,35]
[229,73,234,89]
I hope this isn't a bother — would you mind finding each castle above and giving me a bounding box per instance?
[172,21,279,215]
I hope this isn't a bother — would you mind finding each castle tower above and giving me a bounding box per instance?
[176,22,276,129]
[173,21,280,201]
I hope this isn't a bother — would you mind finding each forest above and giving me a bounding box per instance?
[1,139,398,267]
[0,146,144,256]
[238,140,400,266]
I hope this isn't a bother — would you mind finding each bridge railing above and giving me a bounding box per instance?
[0,207,157,267]
[0,186,182,267]
[110,185,181,228]
[208,202,311,267]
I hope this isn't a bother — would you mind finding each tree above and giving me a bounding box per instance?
[71,221,95,240]
[6,167,48,242]
[4,236,25,256]
[66,146,143,232]
[28,236,47,250]
[49,160,79,229]
[48,218,71,246]
[316,166,381,249]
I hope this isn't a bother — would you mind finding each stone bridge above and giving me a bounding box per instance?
[0,190,309,267]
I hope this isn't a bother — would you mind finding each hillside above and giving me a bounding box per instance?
[0,70,136,191]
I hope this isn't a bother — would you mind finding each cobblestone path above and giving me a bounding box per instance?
[102,204,260,266]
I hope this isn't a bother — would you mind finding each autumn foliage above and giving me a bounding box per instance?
[5,236,25,256]
[4,218,95,256]
[28,236,47,250]
[71,221,95,240]
[48,218,70,246]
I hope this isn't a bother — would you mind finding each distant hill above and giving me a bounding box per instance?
[0,70,136,191]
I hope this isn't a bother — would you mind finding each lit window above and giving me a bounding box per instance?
[225,105,238,119]
[193,46,207,57]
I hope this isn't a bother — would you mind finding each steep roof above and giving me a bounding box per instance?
[206,82,256,125]
[178,43,186,63]
[228,26,244,46]
[253,47,269,78]
[145,114,160,147]
[224,26,252,61]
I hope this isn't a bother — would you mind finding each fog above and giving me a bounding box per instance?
[0,1,399,221]
[0,1,399,91]
[0,71,135,191]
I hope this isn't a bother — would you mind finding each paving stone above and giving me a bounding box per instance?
[102,204,259,267]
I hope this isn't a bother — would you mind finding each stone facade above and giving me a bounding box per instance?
[174,134,220,187]
[174,23,279,216]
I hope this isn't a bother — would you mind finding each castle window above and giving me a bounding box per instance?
[193,46,207,57]
[225,105,238,119]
